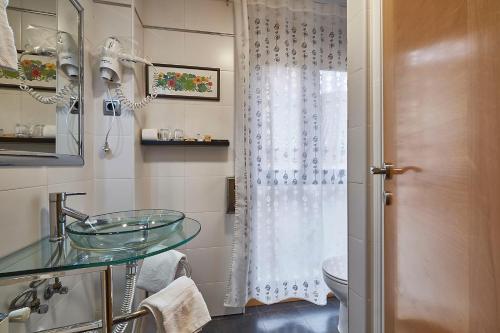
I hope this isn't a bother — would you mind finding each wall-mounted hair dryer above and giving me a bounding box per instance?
[98,36,158,110]
[57,31,79,79]
[98,37,159,154]
[19,27,79,105]
[99,36,123,83]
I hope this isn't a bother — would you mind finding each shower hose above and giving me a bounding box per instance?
[112,262,137,333]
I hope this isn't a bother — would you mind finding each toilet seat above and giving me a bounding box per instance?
[322,255,347,282]
[322,255,348,333]
[324,270,348,285]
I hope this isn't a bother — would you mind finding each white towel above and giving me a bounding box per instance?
[0,0,18,71]
[137,250,189,294]
[133,276,211,333]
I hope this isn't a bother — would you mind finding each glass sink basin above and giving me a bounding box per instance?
[66,209,185,251]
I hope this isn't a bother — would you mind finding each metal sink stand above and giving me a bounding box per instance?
[0,264,148,333]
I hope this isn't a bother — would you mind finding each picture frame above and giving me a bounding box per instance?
[146,64,220,101]
[0,51,57,91]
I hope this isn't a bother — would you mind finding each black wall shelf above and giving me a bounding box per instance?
[0,136,55,144]
[141,139,230,147]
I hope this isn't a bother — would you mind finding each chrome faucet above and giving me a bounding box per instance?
[49,192,89,242]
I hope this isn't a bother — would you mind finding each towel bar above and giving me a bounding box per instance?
[36,305,150,333]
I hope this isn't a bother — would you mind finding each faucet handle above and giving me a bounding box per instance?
[65,192,86,197]
[49,192,86,202]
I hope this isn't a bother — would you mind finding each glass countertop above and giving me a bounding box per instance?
[0,218,201,279]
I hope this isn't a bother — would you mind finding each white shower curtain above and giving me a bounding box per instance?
[226,0,347,307]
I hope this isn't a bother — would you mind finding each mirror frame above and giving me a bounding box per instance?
[0,0,84,167]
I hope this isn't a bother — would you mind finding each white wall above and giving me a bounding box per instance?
[0,0,99,331]
[0,0,236,330]
[135,0,238,317]
[347,0,370,332]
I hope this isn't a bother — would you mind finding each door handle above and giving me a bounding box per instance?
[370,162,404,180]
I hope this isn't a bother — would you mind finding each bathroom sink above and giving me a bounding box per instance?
[66,209,185,251]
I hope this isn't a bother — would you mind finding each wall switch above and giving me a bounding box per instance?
[103,100,121,116]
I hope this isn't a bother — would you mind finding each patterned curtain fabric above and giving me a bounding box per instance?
[226,0,347,307]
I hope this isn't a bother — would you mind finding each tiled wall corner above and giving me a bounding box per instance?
[347,0,370,332]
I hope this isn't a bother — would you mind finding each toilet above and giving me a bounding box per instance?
[322,255,348,333]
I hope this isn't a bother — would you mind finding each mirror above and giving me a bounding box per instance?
[0,0,83,166]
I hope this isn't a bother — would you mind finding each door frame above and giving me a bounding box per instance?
[368,0,385,332]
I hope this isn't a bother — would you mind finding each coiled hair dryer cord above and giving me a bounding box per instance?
[18,52,75,104]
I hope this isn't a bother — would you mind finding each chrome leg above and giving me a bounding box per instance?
[101,266,113,333]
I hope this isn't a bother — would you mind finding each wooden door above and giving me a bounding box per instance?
[383,0,500,332]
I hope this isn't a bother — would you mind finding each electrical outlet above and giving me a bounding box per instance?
[70,97,80,114]
[103,100,121,116]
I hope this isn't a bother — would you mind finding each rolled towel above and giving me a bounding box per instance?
[0,0,18,71]
[133,276,211,333]
[137,250,190,294]
[141,128,158,141]
[42,125,56,138]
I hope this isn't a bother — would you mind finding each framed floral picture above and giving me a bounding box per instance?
[0,52,57,91]
[146,64,220,101]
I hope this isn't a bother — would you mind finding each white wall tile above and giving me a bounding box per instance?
[348,289,367,333]
[145,176,185,211]
[0,91,22,134]
[185,147,233,177]
[142,146,185,177]
[143,100,185,129]
[197,282,243,317]
[349,236,366,298]
[184,33,234,71]
[19,0,57,12]
[94,179,134,214]
[144,29,185,64]
[185,0,234,34]
[93,3,132,40]
[184,176,226,213]
[348,68,367,129]
[94,135,135,179]
[348,126,367,184]
[183,212,233,249]
[141,0,185,29]
[347,10,366,74]
[184,246,231,284]
[347,0,365,20]
[348,182,366,241]
[20,93,55,126]
[184,105,233,141]
[134,0,145,22]
[0,186,48,257]
[0,167,47,191]
[134,176,151,209]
